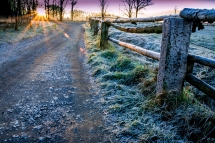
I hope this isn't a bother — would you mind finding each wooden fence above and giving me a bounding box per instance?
[89,8,215,99]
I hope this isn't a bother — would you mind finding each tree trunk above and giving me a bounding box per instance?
[60,0,63,21]
[47,0,50,20]
[135,9,138,18]
[71,6,73,21]
[15,17,18,30]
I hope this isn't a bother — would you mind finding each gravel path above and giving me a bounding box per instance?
[0,22,106,142]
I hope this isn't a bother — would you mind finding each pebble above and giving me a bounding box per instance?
[7,109,13,113]
[39,137,45,141]
[33,125,42,130]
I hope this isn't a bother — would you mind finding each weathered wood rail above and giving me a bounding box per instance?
[89,8,215,99]
[109,37,160,60]
[110,23,163,33]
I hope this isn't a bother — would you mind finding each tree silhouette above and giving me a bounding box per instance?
[98,0,108,20]
[121,0,134,18]
[0,0,12,17]
[174,6,178,14]
[71,0,78,21]
[133,0,153,18]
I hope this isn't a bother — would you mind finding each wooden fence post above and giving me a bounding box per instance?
[90,19,94,31]
[100,21,110,49]
[93,20,99,35]
[89,18,92,29]
[156,17,192,96]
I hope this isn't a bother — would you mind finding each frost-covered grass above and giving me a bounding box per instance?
[84,23,215,142]
[109,22,215,108]
[190,26,215,51]
[0,21,62,44]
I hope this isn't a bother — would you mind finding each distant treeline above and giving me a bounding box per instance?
[0,0,77,30]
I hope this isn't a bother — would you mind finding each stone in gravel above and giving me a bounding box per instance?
[12,135,19,138]
[33,125,42,130]
[11,120,19,128]
[7,109,13,113]
[39,137,45,141]
[53,97,58,100]
[35,114,42,118]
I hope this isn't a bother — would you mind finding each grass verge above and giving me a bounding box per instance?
[0,22,62,44]
[83,23,215,143]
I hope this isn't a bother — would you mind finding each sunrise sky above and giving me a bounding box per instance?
[38,0,215,18]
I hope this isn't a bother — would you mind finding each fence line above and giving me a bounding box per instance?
[102,15,178,23]
[89,8,215,98]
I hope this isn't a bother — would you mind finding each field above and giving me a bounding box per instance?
[84,22,215,142]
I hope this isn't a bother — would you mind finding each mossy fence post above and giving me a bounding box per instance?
[100,21,110,49]
[156,17,192,96]
[93,20,99,35]
[89,18,92,30]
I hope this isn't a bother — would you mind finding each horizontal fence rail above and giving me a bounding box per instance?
[188,54,215,68]
[103,15,179,23]
[180,8,215,22]
[110,23,163,33]
[186,74,215,100]
[109,37,160,61]
[90,15,179,23]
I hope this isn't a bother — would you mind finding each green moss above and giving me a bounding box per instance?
[100,50,118,60]
[110,56,134,72]
[92,67,107,77]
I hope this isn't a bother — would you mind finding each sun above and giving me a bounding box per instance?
[37,8,45,16]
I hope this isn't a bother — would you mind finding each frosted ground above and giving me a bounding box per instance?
[109,23,215,58]
[85,22,215,142]
[108,23,215,91]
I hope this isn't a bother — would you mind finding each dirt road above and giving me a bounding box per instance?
[0,22,105,142]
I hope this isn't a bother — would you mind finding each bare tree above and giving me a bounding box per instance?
[71,0,78,21]
[121,0,134,18]
[44,0,50,19]
[174,6,178,14]
[59,0,69,21]
[98,0,108,20]
[133,0,153,18]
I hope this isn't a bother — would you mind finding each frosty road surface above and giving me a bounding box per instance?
[0,22,104,142]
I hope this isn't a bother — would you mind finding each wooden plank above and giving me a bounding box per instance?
[109,37,160,60]
[186,73,215,100]
[110,23,162,33]
[180,8,215,22]
[188,54,215,68]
